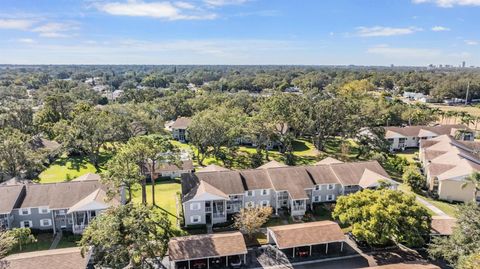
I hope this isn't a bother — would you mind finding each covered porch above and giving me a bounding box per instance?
[267,221,346,259]
[168,232,248,269]
[0,213,13,229]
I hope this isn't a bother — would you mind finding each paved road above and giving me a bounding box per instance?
[415,196,448,216]
[292,256,369,269]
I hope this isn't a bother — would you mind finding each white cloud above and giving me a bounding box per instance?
[0,19,35,30]
[367,45,441,59]
[413,0,480,7]
[97,1,217,20]
[356,26,422,37]
[431,26,450,31]
[17,38,36,44]
[32,22,79,38]
[465,40,478,45]
[204,0,249,6]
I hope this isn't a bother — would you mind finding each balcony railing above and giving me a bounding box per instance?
[73,224,86,234]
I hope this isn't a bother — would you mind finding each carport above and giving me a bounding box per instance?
[168,232,248,269]
[267,221,346,258]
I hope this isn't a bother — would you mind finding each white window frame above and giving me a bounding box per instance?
[261,200,270,207]
[327,184,335,190]
[246,190,254,197]
[315,185,321,191]
[314,196,320,202]
[40,219,52,227]
[261,189,269,196]
[39,207,50,214]
[326,194,335,201]
[245,201,255,208]
[19,208,31,216]
[190,215,201,223]
[189,203,201,211]
[20,220,32,228]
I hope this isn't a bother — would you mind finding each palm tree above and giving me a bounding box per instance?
[462,172,480,202]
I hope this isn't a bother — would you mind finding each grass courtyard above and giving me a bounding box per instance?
[131,179,182,224]
[37,153,110,183]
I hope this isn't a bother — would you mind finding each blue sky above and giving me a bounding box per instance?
[0,0,479,65]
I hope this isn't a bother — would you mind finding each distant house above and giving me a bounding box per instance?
[0,177,121,234]
[146,160,194,179]
[385,124,474,151]
[171,117,192,142]
[420,135,480,202]
[180,160,396,226]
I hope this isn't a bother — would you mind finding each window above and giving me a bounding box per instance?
[327,184,335,190]
[226,204,232,210]
[40,219,52,227]
[261,200,269,207]
[246,190,254,197]
[261,189,269,196]
[326,194,335,201]
[39,207,50,214]
[20,221,32,228]
[315,185,321,191]
[190,216,201,223]
[67,218,73,225]
[57,209,66,215]
[313,196,320,202]
[19,208,31,216]
[245,201,255,208]
[189,203,201,211]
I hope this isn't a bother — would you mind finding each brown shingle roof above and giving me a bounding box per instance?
[329,161,390,186]
[19,180,115,209]
[315,157,343,165]
[240,169,273,190]
[268,221,345,249]
[431,216,457,235]
[168,232,247,261]
[196,164,230,173]
[153,160,194,173]
[182,161,390,201]
[304,165,340,185]
[1,247,90,269]
[385,124,471,138]
[0,185,24,214]
[257,160,287,169]
[366,263,440,269]
[266,166,314,199]
[171,117,192,129]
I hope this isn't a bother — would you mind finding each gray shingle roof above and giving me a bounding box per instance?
[0,185,24,214]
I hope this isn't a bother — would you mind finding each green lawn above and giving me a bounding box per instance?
[399,184,459,217]
[10,233,54,253]
[37,154,104,183]
[132,179,181,224]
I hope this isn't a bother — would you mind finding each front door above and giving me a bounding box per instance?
[206,213,212,224]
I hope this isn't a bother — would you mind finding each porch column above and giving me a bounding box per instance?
[207,258,209,269]
[325,243,329,254]
[51,211,56,234]
[309,245,312,256]
[188,260,191,269]
[226,256,228,267]
[244,254,246,264]
[292,247,295,258]
[340,242,344,252]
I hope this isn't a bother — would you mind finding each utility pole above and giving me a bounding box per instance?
[465,81,470,105]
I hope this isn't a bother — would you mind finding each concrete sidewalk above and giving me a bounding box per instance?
[415,196,448,217]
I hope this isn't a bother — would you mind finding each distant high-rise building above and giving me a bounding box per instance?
[462,61,466,68]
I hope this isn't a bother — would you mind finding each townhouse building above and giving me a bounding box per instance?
[419,134,480,202]
[384,124,474,151]
[0,177,120,234]
[181,159,396,226]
